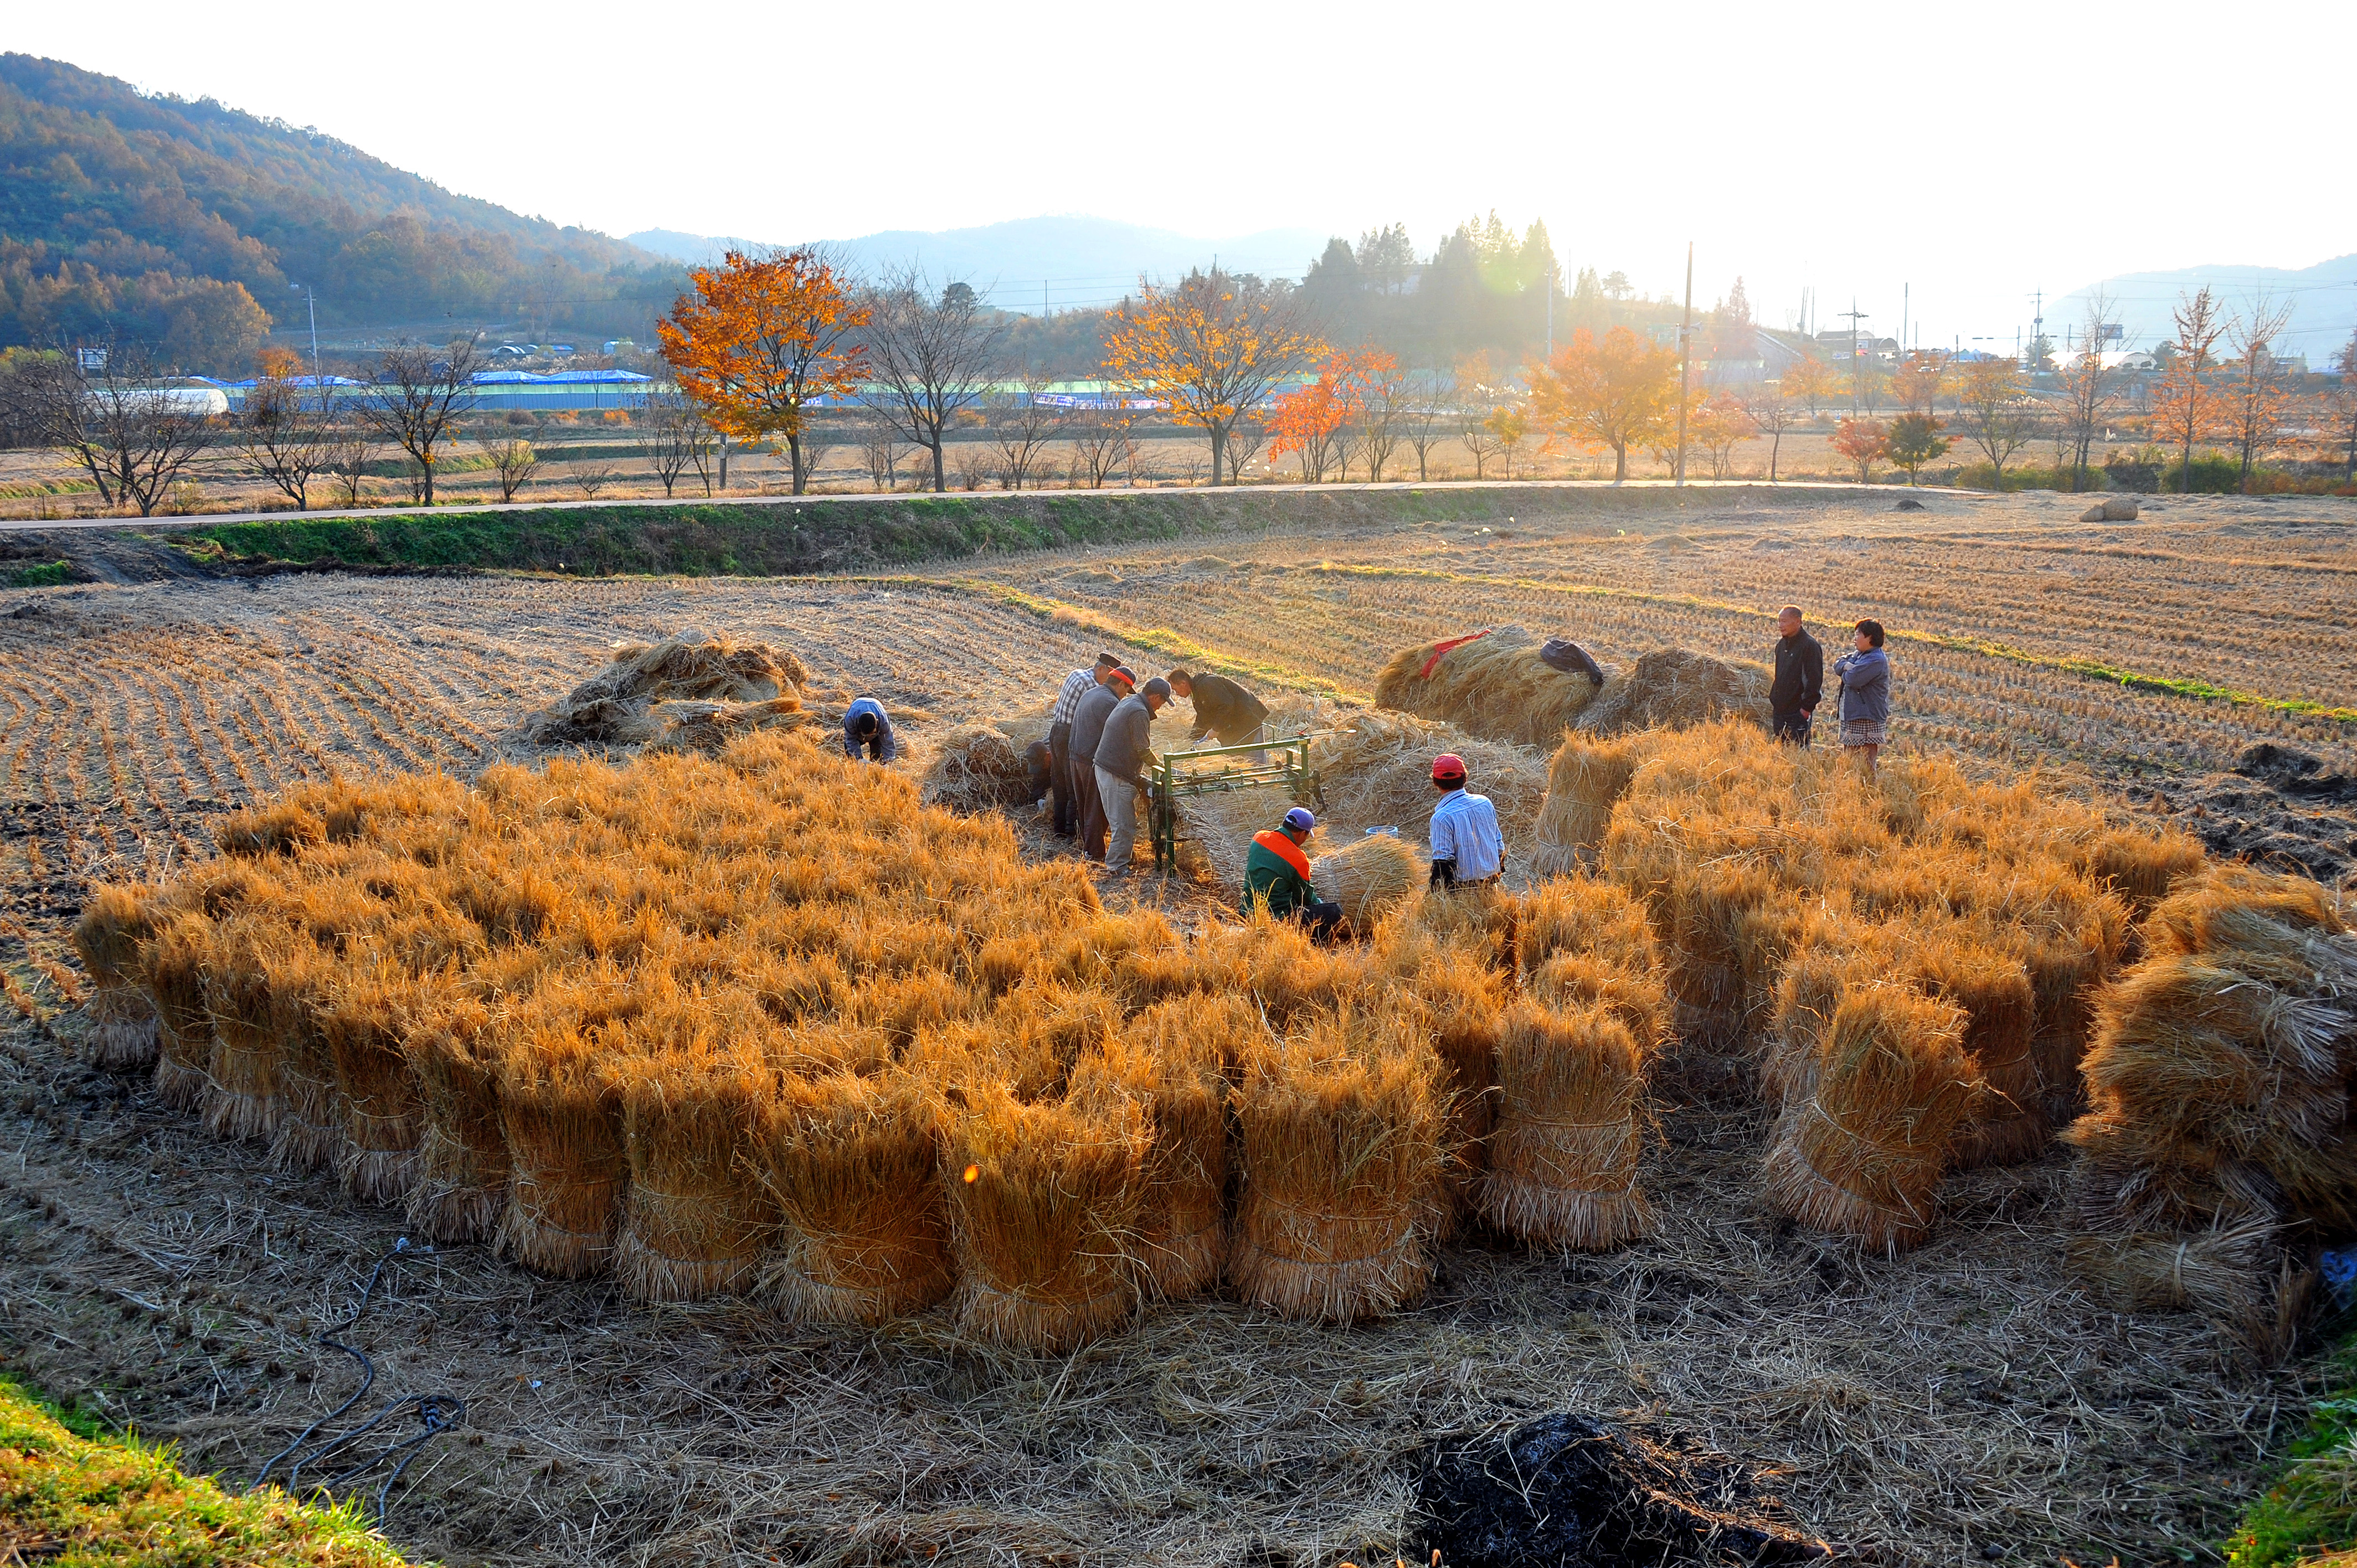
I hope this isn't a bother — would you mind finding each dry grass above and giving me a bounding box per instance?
[1372,625,1603,747]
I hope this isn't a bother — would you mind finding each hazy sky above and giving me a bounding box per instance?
[13,0,2353,349]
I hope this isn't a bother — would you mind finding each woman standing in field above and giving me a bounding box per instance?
[1831,618,1890,776]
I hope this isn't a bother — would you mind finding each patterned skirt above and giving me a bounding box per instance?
[1840,718,1889,749]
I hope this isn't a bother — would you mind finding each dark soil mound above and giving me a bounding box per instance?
[2145,744,2357,888]
[1411,1412,1831,1567]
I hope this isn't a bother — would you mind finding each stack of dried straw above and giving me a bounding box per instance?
[1372,626,1604,749]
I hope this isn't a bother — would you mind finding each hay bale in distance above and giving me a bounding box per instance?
[759,1068,956,1325]
[1228,1010,1445,1323]
[1572,648,1772,738]
[518,631,807,749]
[1373,626,1603,749]
[1484,1001,1655,1250]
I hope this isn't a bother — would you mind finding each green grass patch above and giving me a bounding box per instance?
[0,1372,414,1566]
[2225,1330,2357,1566]
[6,560,70,588]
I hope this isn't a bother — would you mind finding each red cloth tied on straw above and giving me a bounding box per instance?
[1419,629,1493,680]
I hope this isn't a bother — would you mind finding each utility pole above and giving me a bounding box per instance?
[1674,241,1694,487]
[2029,287,2045,370]
[1840,300,1868,420]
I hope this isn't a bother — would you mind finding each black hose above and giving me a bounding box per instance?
[254,1237,467,1526]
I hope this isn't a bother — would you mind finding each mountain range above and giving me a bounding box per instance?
[2055,254,2357,364]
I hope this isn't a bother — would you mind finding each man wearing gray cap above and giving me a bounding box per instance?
[1093,675,1171,874]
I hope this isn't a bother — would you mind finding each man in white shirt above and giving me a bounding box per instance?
[1427,751,1505,891]
[1047,652,1118,838]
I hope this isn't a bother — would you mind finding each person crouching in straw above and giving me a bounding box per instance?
[1244,807,1343,943]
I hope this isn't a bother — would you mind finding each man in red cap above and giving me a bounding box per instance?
[1427,752,1505,892]
[1070,664,1134,860]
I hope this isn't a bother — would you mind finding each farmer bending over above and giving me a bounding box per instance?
[843,698,897,764]
[1167,668,1270,749]
[1427,752,1505,892]
[1244,806,1342,943]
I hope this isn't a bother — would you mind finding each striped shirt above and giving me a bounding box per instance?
[1049,669,1096,726]
[1428,790,1505,881]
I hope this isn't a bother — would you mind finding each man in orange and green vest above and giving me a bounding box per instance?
[1243,806,1342,943]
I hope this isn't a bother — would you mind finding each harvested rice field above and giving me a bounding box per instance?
[0,484,2353,1568]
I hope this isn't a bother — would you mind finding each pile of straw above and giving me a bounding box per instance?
[517,632,809,750]
[1572,648,1772,738]
[405,998,510,1243]
[1311,833,1425,935]
[1529,734,1643,879]
[920,723,1038,814]
[759,1069,954,1325]
[71,883,158,1070]
[1762,983,1979,1255]
[1071,1004,1236,1299]
[1228,1008,1447,1322]
[2065,866,2357,1353]
[1372,626,1604,749]
[1484,1002,1655,1249]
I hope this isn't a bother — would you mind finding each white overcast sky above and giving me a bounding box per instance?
[11,0,2352,349]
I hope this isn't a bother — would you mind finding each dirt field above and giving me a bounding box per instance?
[0,486,2352,1566]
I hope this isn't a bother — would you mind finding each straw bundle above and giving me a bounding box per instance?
[217,800,328,859]
[1227,1010,1447,1323]
[647,695,812,756]
[759,1068,954,1325]
[1313,708,1549,844]
[1408,952,1507,1219]
[1071,1007,1232,1299]
[264,938,346,1174]
[1762,983,1978,1254]
[939,1081,1148,1352]
[404,997,511,1242]
[72,883,158,1070]
[1529,735,1643,879]
[140,914,215,1111]
[1372,626,1603,749]
[199,914,286,1144]
[518,632,805,747]
[1515,874,1660,979]
[1909,926,2042,1169]
[1483,1001,1655,1250]
[497,1008,629,1279]
[1572,648,1773,739]
[617,1034,778,1303]
[1311,833,1425,936]
[920,723,1037,813]
[320,961,426,1204]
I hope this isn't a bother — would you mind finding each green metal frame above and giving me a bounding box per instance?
[1149,732,1331,875]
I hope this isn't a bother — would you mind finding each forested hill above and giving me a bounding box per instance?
[0,54,683,373]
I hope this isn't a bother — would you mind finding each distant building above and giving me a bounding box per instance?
[2051,348,2159,373]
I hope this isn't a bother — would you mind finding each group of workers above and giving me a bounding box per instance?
[843,606,1887,946]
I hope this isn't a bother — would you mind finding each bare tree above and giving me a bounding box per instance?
[952,443,991,491]
[478,434,541,501]
[1226,409,1270,482]
[1402,367,1455,482]
[326,425,374,508]
[238,367,334,510]
[4,342,216,516]
[570,459,621,499]
[2327,328,2357,483]
[789,424,839,491]
[858,409,910,492]
[2154,286,2229,494]
[637,387,713,498]
[2225,291,2296,493]
[1068,405,1137,488]
[1355,361,1408,482]
[859,269,1008,492]
[2054,292,2118,491]
[354,336,480,506]
[989,370,1063,488]
[1737,380,1798,481]
[1458,383,1506,479]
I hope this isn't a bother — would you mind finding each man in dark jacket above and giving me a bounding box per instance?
[1167,669,1269,747]
[1093,676,1170,872]
[1768,606,1823,746]
[1070,666,1132,860]
[843,697,897,762]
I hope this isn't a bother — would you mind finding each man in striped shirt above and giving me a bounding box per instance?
[1427,752,1505,891]
[1048,652,1120,839]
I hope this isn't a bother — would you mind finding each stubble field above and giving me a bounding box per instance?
[0,484,2352,1567]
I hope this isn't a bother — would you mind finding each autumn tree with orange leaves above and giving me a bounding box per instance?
[658,247,869,494]
[1526,326,1681,482]
[1101,269,1324,484]
[1269,349,1404,482]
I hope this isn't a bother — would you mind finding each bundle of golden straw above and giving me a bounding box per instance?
[71,883,158,1070]
[1311,833,1425,936]
[1070,1000,1238,1300]
[920,723,1038,814]
[496,998,631,1280]
[1483,1000,1655,1249]
[1372,626,1603,749]
[264,935,343,1175]
[616,1012,779,1303]
[320,957,426,1205]
[1227,1008,1447,1322]
[939,1080,1147,1353]
[517,632,807,747]
[1529,734,1643,879]
[404,997,511,1243]
[759,1067,954,1325]
[2064,868,2357,1350]
[1571,647,1772,738]
[139,912,215,1112]
[199,912,286,1145]
[1761,982,1979,1254]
